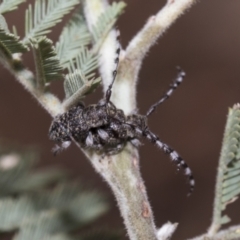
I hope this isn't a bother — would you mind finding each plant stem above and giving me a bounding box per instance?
[117,0,197,114]
[1,55,64,117]
[189,224,240,240]
[3,0,197,239]
[84,0,197,239]
[87,146,158,240]
[84,1,159,239]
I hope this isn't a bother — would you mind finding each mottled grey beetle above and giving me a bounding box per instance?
[49,49,195,194]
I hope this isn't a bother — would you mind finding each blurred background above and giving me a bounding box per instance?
[0,0,240,239]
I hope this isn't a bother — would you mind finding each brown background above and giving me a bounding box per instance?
[1,0,240,239]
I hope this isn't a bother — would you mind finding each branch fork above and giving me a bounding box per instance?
[6,0,197,239]
[84,1,196,240]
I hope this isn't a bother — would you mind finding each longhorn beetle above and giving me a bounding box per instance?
[49,47,195,195]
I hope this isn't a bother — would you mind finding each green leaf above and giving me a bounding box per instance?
[31,37,63,91]
[91,1,126,53]
[0,28,27,61]
[0,14,8,31]
[0,152,35,196]
[63,70,101,109]
[23,0,80,44]
[211,104,240,229]
[0,150,65,196]
[16,230,74,240]
[220,215,231,225]
[12,169,66,192]
[15,210,68,240]
[56,11,91,68]
[45,184,109,226]
[81,230,122,240]
[26,183,108,228]
[0,145,110,239]
[37,235,74,240]
[67,47,98,79]
[0,0,26,14]
[0,197,34,230]
[62,46,100,106]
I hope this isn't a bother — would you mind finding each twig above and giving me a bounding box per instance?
[0,54,63,117]
[3,0,197,239]
[84,1,159,239]
[188,224,240,240]
[84,0,196,240]
[117,0,197,114]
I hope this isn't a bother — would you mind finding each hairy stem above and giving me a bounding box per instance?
[1,55,63,117]
[84,0,197,239]
[188,224,240,240]
[87,146,158,240]
[84,0,198,240]
[84,1,159,239]
[117,0,197,114]
[3,1,197,239]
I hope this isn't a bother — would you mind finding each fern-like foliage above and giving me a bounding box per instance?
[23,0,80,45]
[31,37,62,91]
[210,104,240,234]
[81,231,122,240]
[62,47,100,108]
[0,28,27,61]
[0,151,64,196]
[56,1,126,68]
[67,47,98,78]
[91,1,126,53]
[0,144,115,240]
[0,0,26,14]
[63,70,101,109]
[56,12,91,68]
[0,14,8,31]
[0,185,108,236]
